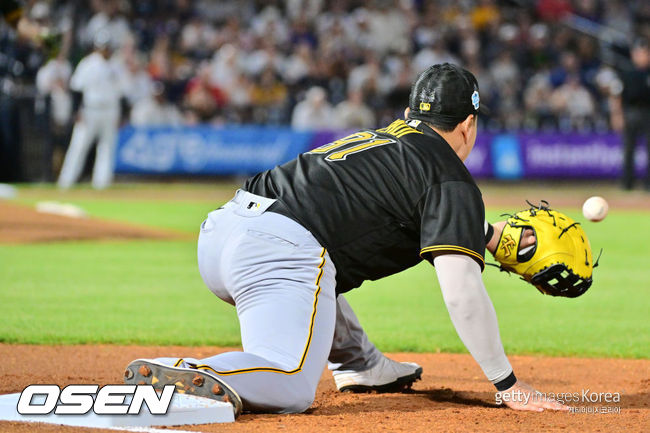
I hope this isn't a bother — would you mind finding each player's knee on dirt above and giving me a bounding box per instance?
[265,376,316,414]
[276,395,314,414]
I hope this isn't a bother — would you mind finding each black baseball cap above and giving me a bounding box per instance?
[408,63,488,124]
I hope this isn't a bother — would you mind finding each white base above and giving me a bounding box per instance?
[0,392,234,429]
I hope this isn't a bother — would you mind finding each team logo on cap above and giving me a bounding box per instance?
[419,102,431,112]
[471,91,480,110]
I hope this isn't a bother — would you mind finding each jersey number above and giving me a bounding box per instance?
[309,132,395,161]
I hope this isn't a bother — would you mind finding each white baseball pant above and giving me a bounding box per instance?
[57,107,119,189]
[155,190,384,413]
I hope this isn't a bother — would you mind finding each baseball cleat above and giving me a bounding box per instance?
[124,359,242,418]
[332,356,423,393]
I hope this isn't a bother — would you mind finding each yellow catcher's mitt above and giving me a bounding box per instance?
[493,201,596,298]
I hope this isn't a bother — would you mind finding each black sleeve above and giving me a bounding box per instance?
[485,222,494,245]
[418,181,486,270]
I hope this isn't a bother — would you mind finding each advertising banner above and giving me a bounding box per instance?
[115,126,647,179]
[115,126,312,175]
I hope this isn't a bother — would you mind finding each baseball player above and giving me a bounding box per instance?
[57,31,122,190]
[125,64,567,416]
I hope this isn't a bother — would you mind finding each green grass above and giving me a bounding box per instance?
[0,240,240,346]
[1,185,648,358]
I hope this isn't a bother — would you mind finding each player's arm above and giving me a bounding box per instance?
[433,254,567,412]
[418,182,564,410]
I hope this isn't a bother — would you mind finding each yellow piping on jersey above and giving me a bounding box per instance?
[420,245,485,267]
[190,248,327,377]
[377,119,422,138]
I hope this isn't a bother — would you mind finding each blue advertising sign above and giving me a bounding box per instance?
[115,126,313,175]
[491,134,524,179]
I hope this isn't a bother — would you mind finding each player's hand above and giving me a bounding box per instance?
[487,221,535,255]
[498,380,569,412]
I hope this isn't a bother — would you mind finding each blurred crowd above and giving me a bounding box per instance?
[2,0,650,136]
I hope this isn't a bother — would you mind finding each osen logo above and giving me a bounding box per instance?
[17,384,175,415]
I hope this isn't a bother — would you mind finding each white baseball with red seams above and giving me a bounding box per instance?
[582,197,609,222]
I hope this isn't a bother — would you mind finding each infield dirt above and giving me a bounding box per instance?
[0,202,186,244]
[0,345,647,433]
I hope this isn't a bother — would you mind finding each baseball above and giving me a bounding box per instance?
[582,196,608,222]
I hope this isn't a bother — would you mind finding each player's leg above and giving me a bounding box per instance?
[328,294,382,372]
[91,110,118,189]
[642,110,650,190]
[194,209,336,412]
[57,114,95,189]
[622,109,642,190]
[128,199,337,414]
[328,295,422,393]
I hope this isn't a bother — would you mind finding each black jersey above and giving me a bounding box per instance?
[244,118,486,293]
[620,67,650,109]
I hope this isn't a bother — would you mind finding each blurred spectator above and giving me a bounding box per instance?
[413,3,441,50]
[550,75,596,130]
[285,0,323,23]
[245,40,284,77]
[148,35,172,81]
[523,70,556,130]
[82,0,131,50]
[576,37,600,89]
[36,52,72,179]
[289,15,318,48]
[283,42,312,85]
[365,0,411,55]
[550,51,581,88]
[518,23,555,77]
[225,73,253,122]
[348,53,390,94]
[0,5,47,182]
[249,66,288,124]
[594,66,623,130]
[413,37,460,74]
[536,0,573,21]
[490,50,519,88]
[333,89,376,129]
[184,62,227,123]
[36,53,72,127]
[291,86,334,130]
[180,15,217,59]
[471,0,500,31]
[250,6,290,47]
[114,36,153,106]
[210,44,243,91]
[130,81,182,127]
